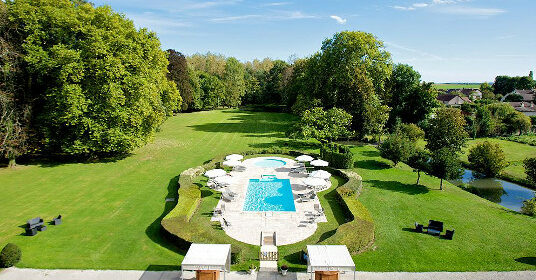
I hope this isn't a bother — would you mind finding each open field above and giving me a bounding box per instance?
[0,110,535,272]
[433,83,482,90]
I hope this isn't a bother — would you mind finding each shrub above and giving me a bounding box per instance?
[378,133,414,166]
[468,141,508,177]
[0,243,21,268]
[521,198,536,216]
[398,123,425,141]
[524,157,536,185]
[320,143,354,169]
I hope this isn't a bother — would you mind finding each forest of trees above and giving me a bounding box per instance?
[0,0,533,165]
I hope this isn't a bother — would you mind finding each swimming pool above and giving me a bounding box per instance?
[243,176,296,212]
[254,158,287,168]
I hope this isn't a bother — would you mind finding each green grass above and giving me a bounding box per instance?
[0,109,296,270]
[462,138,536,186]
[2,109,536,272]
[351,145,536,271]
[433,83,482,90]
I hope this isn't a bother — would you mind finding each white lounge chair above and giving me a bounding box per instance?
[221,192,235,202]
[214,204,225,216]
[314,204,324,216]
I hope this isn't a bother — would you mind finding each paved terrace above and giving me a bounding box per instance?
[2,268,536,280]
[212,157,330,246]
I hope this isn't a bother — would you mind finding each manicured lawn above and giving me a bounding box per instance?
[351,145,536,271]
[1,109,535,272]
[0,109,296,270]
[462,138,536,186]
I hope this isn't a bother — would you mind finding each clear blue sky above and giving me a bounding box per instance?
[93,0,535,83]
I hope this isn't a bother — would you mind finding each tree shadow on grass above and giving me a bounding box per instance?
[318,229,337,243]
[366,180,429,195]
[248,139,320,151]
[143,264,180,272]
[323,188,349,226]
[515,257,536,266]
[282,251,306,268]
[145,175,186,256]
[354,160,391,170]
[4,153,131,169]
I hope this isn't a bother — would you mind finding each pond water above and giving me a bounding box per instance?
[451,169,535,212]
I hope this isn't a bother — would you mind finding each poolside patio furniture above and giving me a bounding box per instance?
[310,159,329,168]
[223,189,237,198]
[214,204,225,216]
[303,177,327,189]
[204,169,227,179]
[25,227,37,236]
[221,192,235,202]
[296,155,314,162]
[310,170,331,180]
[222,218,232,228]
[414,222,423,233]
[225,154,243,161]
[307,245,356,280]
[52,215,62,225]
[426,220,443,236]
[444,229,455,240]
[181,243,231,280]
[314,204,324,216]
[223,160,242,168]
[27,217,44,230]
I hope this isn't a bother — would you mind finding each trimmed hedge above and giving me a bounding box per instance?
[161,149,373,266]
[320,143,354,169]
[0,243,21,268]
[321,169,374,254]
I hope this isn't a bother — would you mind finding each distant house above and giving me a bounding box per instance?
[508,101,536,116]
[501,89,536,102]
[460,88,483,100]
[437,94,472,107]
[446,88,482,100]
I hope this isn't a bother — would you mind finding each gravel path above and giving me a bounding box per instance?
[1,268,536,280]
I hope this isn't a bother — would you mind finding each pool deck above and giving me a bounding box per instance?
[212,157,331,246]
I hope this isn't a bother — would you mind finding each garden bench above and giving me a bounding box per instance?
[27,217,44,230]
[426,220,443,236]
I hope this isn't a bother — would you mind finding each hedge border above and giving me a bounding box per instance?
[160,148,374,263]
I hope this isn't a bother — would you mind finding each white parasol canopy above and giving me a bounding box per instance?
[214,176,237,186]
[225,154,244,161]
[310,170,332,180]
[204,169,227,178]
[223,160,242,167]
[296,155,314,162]
[303,177,328,187]
[310,159,329,167]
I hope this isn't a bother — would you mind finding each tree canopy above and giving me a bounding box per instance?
[4,0,180,156]
[288,107,353,143]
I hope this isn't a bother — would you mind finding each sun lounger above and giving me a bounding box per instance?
[221,192,235,202]
[314,204,324,216]
[214,204,225,216]
[222,217,231,228]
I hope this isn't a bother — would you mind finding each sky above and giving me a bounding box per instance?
[92,0,536,83]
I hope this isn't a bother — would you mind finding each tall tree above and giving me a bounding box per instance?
[167,49,196,111]
[430,147,463,190]
[263,60,288,104]
[288,107,353,143]
[387,64,438,126]
[222,57,246,107]
[425,108,468,152]
[6,0,180,156]
[198,72,225,109]
[468,141,508,177]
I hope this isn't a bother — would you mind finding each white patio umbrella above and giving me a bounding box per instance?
[214,176,237,186]
[223,160,242,167]
[310,159,329,167]
[204,169,227,178]
[225,154,244,161]
[302,177,328,187]
[295,155,314,162]
[310,170,332,180]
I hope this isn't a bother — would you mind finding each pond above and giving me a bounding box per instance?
[451,169,535,212]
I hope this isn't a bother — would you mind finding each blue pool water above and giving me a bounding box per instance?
[254,158,287,168]
[243,176,296,212]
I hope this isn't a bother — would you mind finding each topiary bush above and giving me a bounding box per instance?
[320,143,354,169]
[0,243,21,268]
